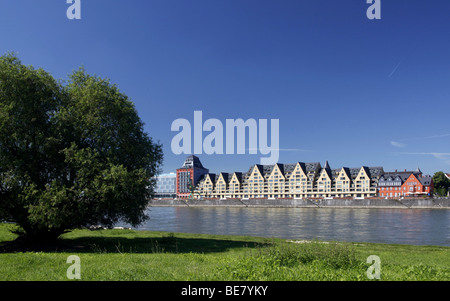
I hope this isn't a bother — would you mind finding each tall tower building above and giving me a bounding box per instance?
[176,155,209,198]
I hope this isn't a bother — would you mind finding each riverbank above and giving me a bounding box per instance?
[149,198,450,209]
[0,224,449,281]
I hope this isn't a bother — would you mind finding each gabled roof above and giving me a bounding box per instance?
[283,162,308,178]
[340,167,352,179]
[417,175,433,186]
[346,166,384,180]
[359,167,384,179]
[320,161,333,179]
[348,168,362,179]
[206,173,217,183]
[230,172,243,184]
[267,163,287,178]
[283,163,298,174]
[262,165,274,176]
[181,155,206,169]
[254,164,264,177]
[275,163,285,175]
[361,166,371,177]
[217,172,229,183]
[305,162,321,173]
[380,171,412,182]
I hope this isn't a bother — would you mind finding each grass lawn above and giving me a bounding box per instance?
[0,223,449,281]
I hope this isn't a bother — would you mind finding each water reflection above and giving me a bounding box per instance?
[124,207,450,246]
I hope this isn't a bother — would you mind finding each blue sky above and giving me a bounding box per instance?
[1,0,450,176]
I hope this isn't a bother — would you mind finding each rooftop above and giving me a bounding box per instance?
[180,155,207,169]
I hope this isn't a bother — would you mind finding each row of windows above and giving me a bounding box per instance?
[379,187,402,191]
[200,182,372,189]
[213,178,371,185]
[379,185,428,191]
[380,192,403,197]
[379,183,401,186]
[200,186,377,193]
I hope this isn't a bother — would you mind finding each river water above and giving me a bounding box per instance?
[121,207,450,246]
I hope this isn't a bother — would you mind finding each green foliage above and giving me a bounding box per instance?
[0,53,163,241]
[432,172,450,196]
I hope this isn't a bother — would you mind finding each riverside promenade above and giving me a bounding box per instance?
[149,198,450,209]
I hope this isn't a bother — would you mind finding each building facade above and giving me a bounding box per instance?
[378,168,433,197]
[154,173,176,198]
[176,155,209,198]
[169,156,434,200]
[194,160,384,199]
[378,170,413,198]
[402,171,433,197]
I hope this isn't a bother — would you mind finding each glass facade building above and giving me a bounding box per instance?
[154,173,176,198]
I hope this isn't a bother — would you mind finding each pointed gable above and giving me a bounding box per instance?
[320,161,332,180]
[205,173,216,184]
[295,162,307,175]
[337,167,352,182]
[287,162,308,183]
[217,172,229,184]
[319,167,332,181]
[268,163,286,180]
[251,164,264,179]
[357,166,371,180]
[230,172,243,184]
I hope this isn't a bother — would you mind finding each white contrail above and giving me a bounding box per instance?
[395,152,450,156]
[390,141,407,148]
[390,133,450,145]
[403,133,450,141]
[388,61,402,77]
[392,152,450,165]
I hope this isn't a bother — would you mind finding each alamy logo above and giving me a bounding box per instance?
[66,0,81,20]
[171,111,280,165]
[64,1,379,21]
[366,0,381,20]
[66,255,81,280]
[366,255,381,279]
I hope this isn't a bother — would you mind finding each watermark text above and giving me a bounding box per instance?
[66,255,81,280]
[171,111,279,165]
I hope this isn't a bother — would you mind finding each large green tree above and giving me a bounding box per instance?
[0,53,163,242]
[432,171,450,197]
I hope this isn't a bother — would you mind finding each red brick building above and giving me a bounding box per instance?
[378,168,433,198]
[402,172,433,197]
